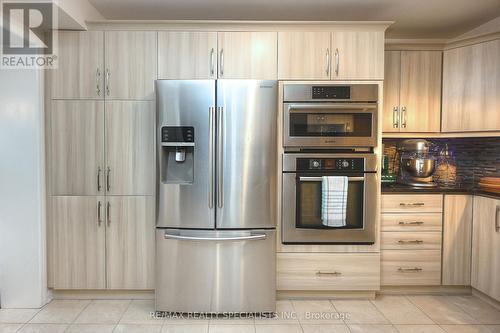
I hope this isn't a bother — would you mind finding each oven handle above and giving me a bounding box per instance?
[299,176,365,182]
[287,103,377,112]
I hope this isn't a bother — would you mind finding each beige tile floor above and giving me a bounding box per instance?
[0,295,499,333]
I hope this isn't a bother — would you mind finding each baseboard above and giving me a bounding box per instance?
[471,288,500,311]
[51,289,155,300]
[379,285,472,295]
[277,290,376,300]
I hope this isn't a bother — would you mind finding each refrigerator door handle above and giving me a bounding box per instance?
[164,232,267,242]
[208,106,215,209]
[217,106,224,208]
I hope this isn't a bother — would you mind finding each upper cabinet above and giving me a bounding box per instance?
[442,39,500,132]
[50,31,104,99]
[383,51,442,133]
[278,32,331,80]
[278,31,384,80]
[158,31,217,79]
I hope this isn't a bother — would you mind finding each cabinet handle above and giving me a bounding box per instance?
[97,167,102,192]
[96,68,101,96]
[210,48,215,77]
[334,48,339,76]
[393,106,399,128]
[401,106,407,128]
[105,69,110,96]
[399,202,425,207]
[496,205,500,232]
[398,221,424,225]
[97,201,102,226]
[106,167,111,191]
[107,201,111,226]
[219,48,224,77]
[325,48,330,76]
[316,271,342,276]
[398,267,422,273]
[398,239,424,244]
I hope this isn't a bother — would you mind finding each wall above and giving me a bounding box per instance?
[0,69,48,308]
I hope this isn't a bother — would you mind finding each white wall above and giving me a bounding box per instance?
[0,68,48,308]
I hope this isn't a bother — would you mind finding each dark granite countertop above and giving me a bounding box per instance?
[381,183,500,199]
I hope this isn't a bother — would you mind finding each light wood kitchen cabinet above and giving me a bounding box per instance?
[51,196,106,289]
[442,195,473,286]
[383,51,442,133]
[442,39,500,132]
[382,250,441,286]
[104,31,157,100]
[50,31,104,99]
[106,196,155,289]
[49,101,104,196]
[278,31,331,80]
[330,31,384,80]
[472,195,500,301]
[218,32,277,79]
[158,31,217,79]
[105,101,155,195]
[381,194,443,213]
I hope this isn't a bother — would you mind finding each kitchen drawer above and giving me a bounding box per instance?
[277,253,380,291]
[382,194,443,213]
[381,213,442,232]
[381,231,442,250]
[381,250,441,286]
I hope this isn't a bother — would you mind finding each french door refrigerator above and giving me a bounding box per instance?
[155,80,277,313]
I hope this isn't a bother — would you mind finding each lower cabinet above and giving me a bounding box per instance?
[472,196,500,301]
[382,250,441,286]
[49,196,154,290]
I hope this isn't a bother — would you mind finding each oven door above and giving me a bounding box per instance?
[283,103,377,147]
[282,172,377,244]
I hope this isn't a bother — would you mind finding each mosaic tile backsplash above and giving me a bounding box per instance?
[383,137,500,187]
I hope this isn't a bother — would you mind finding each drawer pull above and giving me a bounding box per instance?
[399,202,425,207]
[398,267,423,273]
[398,221,424,225]
[316,271,342,276]
[397,240,424,244]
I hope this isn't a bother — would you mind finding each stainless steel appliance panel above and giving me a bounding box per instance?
[155,229,276,313]
[156,80,216,229]
[283,83,378,102]
[216,80,278,229]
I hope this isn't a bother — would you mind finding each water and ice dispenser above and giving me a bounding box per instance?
[160,126,195,184]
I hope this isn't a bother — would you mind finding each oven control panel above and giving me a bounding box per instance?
[312,86,351,99]
[297,158,364,171]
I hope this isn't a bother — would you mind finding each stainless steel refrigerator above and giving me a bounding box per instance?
[155,80,277,313]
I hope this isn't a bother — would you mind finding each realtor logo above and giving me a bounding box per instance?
[1,0,58,68]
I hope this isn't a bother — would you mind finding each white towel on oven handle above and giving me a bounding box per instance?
[321,176,348,227]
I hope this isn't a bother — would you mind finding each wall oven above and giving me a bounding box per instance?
[282,153,378,244]
[283,84,378,148]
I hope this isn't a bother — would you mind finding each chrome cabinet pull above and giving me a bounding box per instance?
[208,107,215,208]
[334,48,339,76]
[496,205,500,232]
[401,106,407,128]
[107,201,111,226]
[210,48,215,77]
[217,107,224,208]
[398,267,422,273]
[106,167,111,191]
[219,48,224,77]
[325,48,330,76]
[399,202,425,207]
[393,106,399,128]
[97,201,102,226]
[96,68,101,96]
[398,221,424,225]
[398,239,424,244]
[316,271,342,276]
[105,69,110,96]
[97,167,102,192]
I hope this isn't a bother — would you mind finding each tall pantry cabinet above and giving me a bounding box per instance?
[47,31,156,290]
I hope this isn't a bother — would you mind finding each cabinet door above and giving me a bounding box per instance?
[472,196,500,301]
[105,101,155,195]
[442,195,473,286]
[442,39,500,132]
[278,32,330,80]
[218,32,277,79]
[158,31,217,79]
[383,51,401,132]
[104,31,157,100]
[399,51,442,132]
[50,101,104,195]
[331,31,384,80]
[50,31,104,99]
[51,196,106,289]
[106,196,155,289]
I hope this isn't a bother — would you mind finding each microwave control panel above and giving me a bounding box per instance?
[297,158,364,171]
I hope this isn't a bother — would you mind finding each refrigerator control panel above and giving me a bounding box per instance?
[161,126,194,143]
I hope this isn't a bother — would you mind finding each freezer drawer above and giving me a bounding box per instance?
[155,229,276,313]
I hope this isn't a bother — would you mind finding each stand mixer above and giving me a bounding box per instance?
[397,139,437,187]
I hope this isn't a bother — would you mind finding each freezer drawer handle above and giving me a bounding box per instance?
[164,233,267,242]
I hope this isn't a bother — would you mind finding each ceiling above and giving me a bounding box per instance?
[88,0,500,38]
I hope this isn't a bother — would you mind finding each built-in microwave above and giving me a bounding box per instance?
[283,84,378,148]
